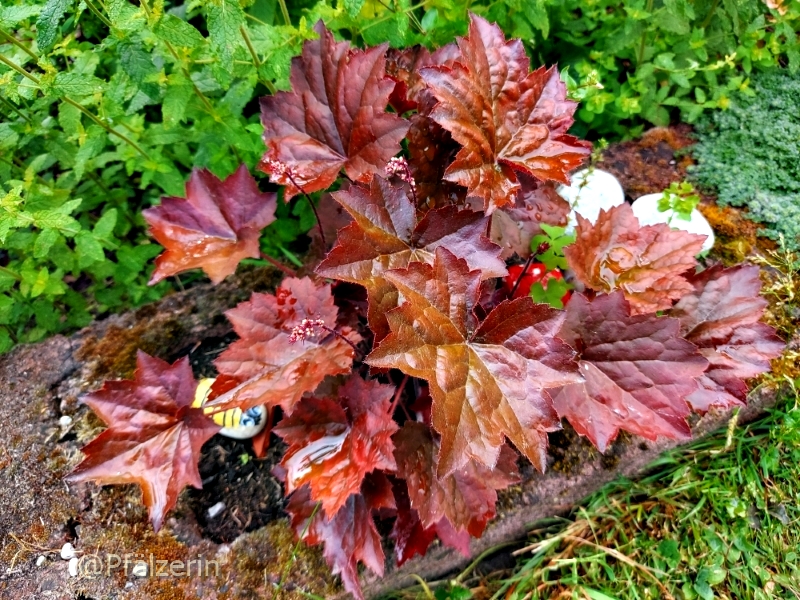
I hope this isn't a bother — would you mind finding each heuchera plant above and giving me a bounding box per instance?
[67,15,785,599]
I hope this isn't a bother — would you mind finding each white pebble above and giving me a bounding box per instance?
[58,415,73,427]
[631,193,715,253]
[132,561,148,577]
[60,542,76,560]
[36,555,46,567]
[207,501,226,519]
[125,582,133,589]
[68,556,79,577]
[558,169,626,232]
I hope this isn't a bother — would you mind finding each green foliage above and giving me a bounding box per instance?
[530,224,574,271]
[0,0,317,352]
[690,69,800,250]
[525,0,800,137]
[659,181,701,222]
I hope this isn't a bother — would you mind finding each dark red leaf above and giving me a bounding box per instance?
[420,14,591,212]
[259,22,409,199]
[393,422,519,537]
[274,375,398,515]
[317,175,506,341]
[286,474,394,600]
[207,277,359,414]
[367,247,580,476]
[389,476,471,566]
[565,203,706,314]
[67,352,220,531]
[144,165,277,284]
[671,265,784,411]
[548,292,709,452]
[491,176,569,259]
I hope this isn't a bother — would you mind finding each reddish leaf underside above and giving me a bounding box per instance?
[565,203,706,314]
[390,476,471,566]
[316,175,506,341]
[207,277,359,414]
[420,14,590,213]
[549,292,709,452]
[286,474,395,600]
[671,265,784,412]
[259,21,409,199]
[490,175,570,259]
[274,375,398,516]
[68,352,220,531]
[144,165,277,285]
[367,247,580,476]
[393,421,519,537]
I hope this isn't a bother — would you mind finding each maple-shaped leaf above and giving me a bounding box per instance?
[389,475,471,566]
[259,21,409,199]
[565,203,706,314]
[367,247,580,476]
[144,165,277,285]
[207,277,359,415]
[393,422,519,537]
[671,265,784,412]
[385,44,460,114]
[548,292,709,452]
[420,14,591,212]
[286,474,394,600]
[67,352,220,532]
[491,175,570,259]
[317,175,506,342]
[274,375,398,516]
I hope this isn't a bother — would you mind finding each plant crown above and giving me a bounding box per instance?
[65,14,785,599]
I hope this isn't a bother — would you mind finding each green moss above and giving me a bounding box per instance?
[690,69,800,250]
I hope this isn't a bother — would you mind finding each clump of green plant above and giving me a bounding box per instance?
[0,0,318,353]
[659,181,702,222]
[690,69,800,250]
[521,0,800,137]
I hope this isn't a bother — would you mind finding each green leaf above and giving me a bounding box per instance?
[58,102,82,137]
[75,230,105,268]
[93,208,118,241]
[530,278,571,309]
[206,0,246,76]
[117,39,160,98]
[105,0,145,32]
[36,0,71,51]
[0,5,43,29]
[32,210,81,236]
[33,228,59,259]
[52,73,105,97]
[530,224,575,271]
[154,14,206,49]
[0,328,12,354]
[581,589,621,600]
[162,74,192,127]
[344,0,365,18]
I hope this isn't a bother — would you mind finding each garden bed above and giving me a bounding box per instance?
[0,128,790,600]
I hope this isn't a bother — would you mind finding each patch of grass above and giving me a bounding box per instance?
[391,384,800,600]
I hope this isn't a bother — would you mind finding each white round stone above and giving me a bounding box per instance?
[58,415,73,427]
[558,168,626,232]
[68,556,79,577]
[631,193,715,253]
[60,542,76,560]
[36,555,46,567]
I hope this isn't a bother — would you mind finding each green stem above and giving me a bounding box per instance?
[0,96,31,123]
[83,0,113,28]
[701,0,721,30]
[0,266,21,282]
[164,40,215,113]
[0,53,39,83]
[277,501,321,593]
[278,0,291,25]
[636,0,655,66]
[240,25,276,94]
[0,29,38,61]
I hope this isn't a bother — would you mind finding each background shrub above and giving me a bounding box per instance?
[690,69,800,250]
